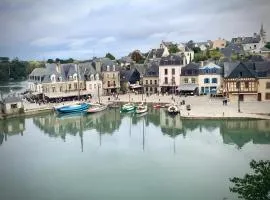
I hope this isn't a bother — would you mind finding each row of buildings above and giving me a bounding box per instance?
[27,25,270,102]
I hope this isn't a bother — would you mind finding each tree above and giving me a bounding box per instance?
[230,160,270,200]
[105,53,115,60]
[168,44,180,54]
[47,59,54,63]
[131,51,144,63]
[209,49,222,60]
[187,40,195,49]
[192,47,201,54]
[265,42,270,49]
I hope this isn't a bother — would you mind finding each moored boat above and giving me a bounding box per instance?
[136,103,148,114]
[87,103,107,113]
[120,103,136,113]
[153,104,161,109]
[167,104,180,115]
[56,102,90,114]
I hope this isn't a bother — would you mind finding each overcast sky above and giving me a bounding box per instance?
[0,0,269,60]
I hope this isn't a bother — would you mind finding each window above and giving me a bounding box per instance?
[165,77,168,84]
[11,104,17,109]
[266,82,270,89]
[80,83,82,89]
[108,81,110,87]
[245,82,249,88]
[69,84,71,90]
[154,80,157,85]
[94,84,96,89]
[145,87,148,91]
[204,78,209,83]
[184,78,188,83]
[113,73,115,78]
[239,72,243,77]
[165,69,168,75]
[150,80,152,84]
[74,83,77,90]
[266,93,270,100]
[172,68,175,75]
[172,77,175,84]
[60,86,62,92]
[150,87,153,92]
[212,78,217,83]
[113,81,116,86]
[89,84,92,89]
[191,78,196,83]
[146,80,148,85]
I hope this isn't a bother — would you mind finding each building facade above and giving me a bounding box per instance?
[143,62,159,95]
[159,55,184,94]
[102,64,120,95]
[198,62,222,95]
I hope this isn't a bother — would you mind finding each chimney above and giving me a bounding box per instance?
[253,33,257,38]
[200,61,204,67]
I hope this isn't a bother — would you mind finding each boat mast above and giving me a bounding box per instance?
[98,84,100,104]
[76,63,81,101]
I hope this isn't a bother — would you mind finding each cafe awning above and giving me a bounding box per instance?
[44,91,92,99]
[176,84,199,91]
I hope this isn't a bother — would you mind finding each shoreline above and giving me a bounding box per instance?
[1,95,270,120]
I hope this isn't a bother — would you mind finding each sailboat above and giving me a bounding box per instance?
[87,84,107,113]
[135,103,148,114]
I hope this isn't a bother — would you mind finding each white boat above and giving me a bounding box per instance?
[121,103,136,112]
[136,103,148,114]
[167,104,180,115]
[87,103,107,113]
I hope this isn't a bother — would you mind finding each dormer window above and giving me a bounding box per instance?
[90,74,94,81]
[95,74,99,80]
[59,76,63,82]
[107,65,110,71]
[113,65,115,71]
[50,74,56,82]
[73,73,78,81]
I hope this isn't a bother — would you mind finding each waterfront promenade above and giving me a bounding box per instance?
[2,94,270,120]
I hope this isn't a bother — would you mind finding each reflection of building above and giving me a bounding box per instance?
[159,109,184,137]
[0,117,25,145]
[220,120,270,148]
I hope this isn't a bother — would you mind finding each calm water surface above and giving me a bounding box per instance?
[0,107,270,200]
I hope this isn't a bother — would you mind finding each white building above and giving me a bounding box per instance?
[159,55,185,94]
[198,62,222,95]
[85,73,103,98]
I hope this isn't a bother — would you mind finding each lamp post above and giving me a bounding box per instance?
[236,77,241,113]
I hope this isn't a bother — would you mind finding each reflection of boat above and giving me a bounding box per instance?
[136,103,148,114]
[108,102,120,108]
[57,112,86,119]
[167,104,180,115]
[56,103,90,113]
[87,103,107,113]
[120,103,136,113]
[153,104,161,109]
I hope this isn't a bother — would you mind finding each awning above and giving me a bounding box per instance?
[176,84,199,91]
[130,84,142,89]
[44,91,92,98]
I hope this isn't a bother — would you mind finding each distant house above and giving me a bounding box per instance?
[120,68,141,93]
[212,38,227,49]
[198,62,222,95]
[220,43,245,59]
[177,43,194,64]
[159,55,185,94]
[1,96,23,114]
[231,25,267,53]
[146,48,170,61]
[118,56,134,67]
[143,62,159,95]
[177,62,200,95]
[223,62,258,101]
[101,61,120,95]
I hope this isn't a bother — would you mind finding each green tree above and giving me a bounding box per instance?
[168,44,180,54]
[265,42,270,49]
[131,51,144,63]
[105,53,115,60]
[47,59,54,63]
[230,160,270,200]
[192,47,201,54]
[209,49,222,60]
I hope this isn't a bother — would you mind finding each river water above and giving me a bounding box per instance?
[0,107,270,200]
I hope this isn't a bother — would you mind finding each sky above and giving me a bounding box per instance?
[0,0,269,60]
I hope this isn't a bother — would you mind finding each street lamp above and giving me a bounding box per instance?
[236,77,241,113]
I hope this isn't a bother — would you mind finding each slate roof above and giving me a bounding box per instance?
[182,62,200,70]
[120,68,140,84]
[224,62,257,78]
[160,55,184,66]
[29,68,47,77]
[220,44,244,58]
[147,48,165,59]
[144,62,159,77]
[3,96,22,103]
[245,61,270,77]
[231,36,261,44]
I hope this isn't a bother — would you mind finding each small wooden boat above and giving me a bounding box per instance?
[136,103,148,114]
[56,103,90,114]
[167,104,180,115]
[120,103,136,113]
[87,103,107,113]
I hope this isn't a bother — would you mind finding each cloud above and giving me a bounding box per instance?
[0,0,269,60]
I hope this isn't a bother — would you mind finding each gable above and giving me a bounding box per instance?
[227,62,256,78]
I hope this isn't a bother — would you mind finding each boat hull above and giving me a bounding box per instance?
[87,104,107,113]
[57,103,90,113]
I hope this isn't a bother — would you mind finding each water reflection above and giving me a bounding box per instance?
[1,107,270,149]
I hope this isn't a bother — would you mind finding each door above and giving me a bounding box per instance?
[257,93,261,101]
[239,94,244,101]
